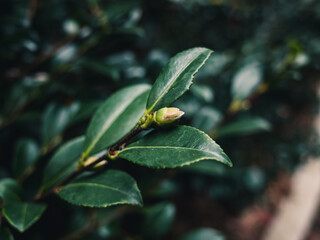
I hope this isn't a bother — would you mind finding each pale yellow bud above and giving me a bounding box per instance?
[154,107,184,127]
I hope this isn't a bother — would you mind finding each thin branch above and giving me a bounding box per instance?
[108,125,143,155]
[34,124,145,201]
[33,152,108,201]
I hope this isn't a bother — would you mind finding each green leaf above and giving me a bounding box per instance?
[216,116,271,138]
[79,59,120,80]
[231,62,262,101]
[190,84,214,103]
[142,202,175,238]
[179,228,225,240]
[42,103,75,146]
[183,160,227,177]
[150,180,178,198]
[118,126,232,168]
[0,178,22,202]
[41,136,84,192]
[83,84,151,158]
[146,47,213,113]
[2,202,46,232]
[191,106,222,132]
[68,101,101,125]
[12,138,39,179]
[0,227,14,240]
[57,170,142,208]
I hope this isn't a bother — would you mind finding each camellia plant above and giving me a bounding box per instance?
[0,47,232,237]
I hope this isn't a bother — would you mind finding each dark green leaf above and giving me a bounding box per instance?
[68,101,101,125]
[41,136,84,192]
[82,84,151,158]
[2,79,44,118]
[0,178,22,202]
[79,59,120,80]
[146,47,213,113]
[118,126,232,168]
[190,84,214,103]
[42,103,75,146]
[12,138,39,179]
[0,227,14,240]
[191,106,222,132]
[216,116,271,138]
[142,202,175,238]
[150,180,178,198]
[57,170,142,208]
[180,228,225,240]
[183,160,227,177]
[2,202,46,232]
[231,63,262,101]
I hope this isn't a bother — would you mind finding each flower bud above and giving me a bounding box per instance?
[154,107,184,127]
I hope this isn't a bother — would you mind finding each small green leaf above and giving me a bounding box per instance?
[79,59,120,80]
[146,47,213,113]
[0,227,14,240]
[183,160,227,177]
[42,103,75,146]
[118,126,232,168]
[191,106,222,132]
[2,201,46,232]
[12,138,39,179]
[179,228,225,240]
[190,84,214,103]
[0,178,22,202]
[216,116,271,138]
[41,136,84,192]
[142,202,175,238]
[231,62,262,101]
[83,84,151,158]
[57,170,142,208]
[68,101,101,125]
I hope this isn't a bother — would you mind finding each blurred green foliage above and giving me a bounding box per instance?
[0,0,319,239]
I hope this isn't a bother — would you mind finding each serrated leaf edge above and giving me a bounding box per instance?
[146,48,213,113]
[119,125,232,168]
[57,182,143,208]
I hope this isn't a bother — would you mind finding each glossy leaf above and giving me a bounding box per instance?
[142,202,175,238]
[0,178,22,202]
[180,228,225,240]
[2,201,46,232]
[41,136,84,192]
[118,126,232,168]
[231,62,262,101]
[12,138,39,179]
[216,116,271,138]
[146,47,213,113]
[57,170,142,207]
[83,84,151,158]
[0,227,14,240]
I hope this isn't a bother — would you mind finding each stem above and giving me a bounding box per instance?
[108,125,143,155]
[34,152,108,201]
[34,124,145,201]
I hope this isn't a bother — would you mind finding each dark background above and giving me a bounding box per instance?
[0,0,319,239]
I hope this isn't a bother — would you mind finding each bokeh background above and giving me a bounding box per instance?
[1,0,320,239]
